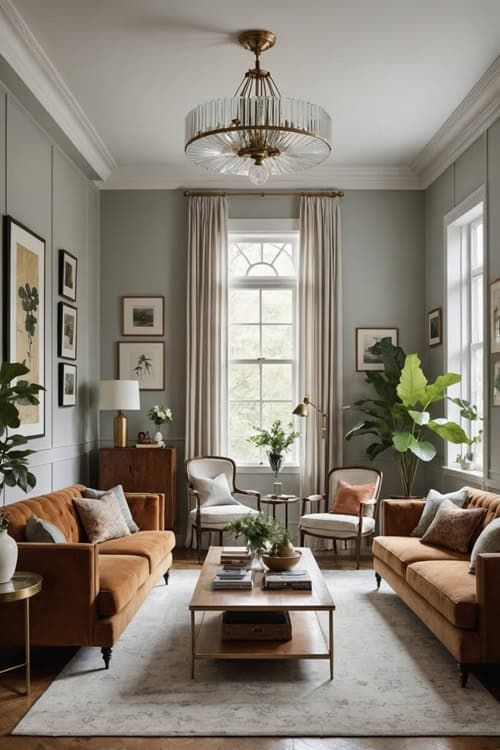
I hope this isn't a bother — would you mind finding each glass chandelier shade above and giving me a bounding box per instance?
[184,30,332,183]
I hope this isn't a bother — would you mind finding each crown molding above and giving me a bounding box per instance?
[412,54,500,189]
[100,163,421,191]
[0,0,115,180]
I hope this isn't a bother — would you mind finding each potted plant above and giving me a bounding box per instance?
[147,404,173,444]
[345,341,475,497]
[227,513,291,570]
[248,420,299,490]
[0,362,43,581]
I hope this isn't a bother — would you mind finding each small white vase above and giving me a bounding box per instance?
[0,529,18,584]
[153,429,163,444]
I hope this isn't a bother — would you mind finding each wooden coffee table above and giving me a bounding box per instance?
[189,546,335,679]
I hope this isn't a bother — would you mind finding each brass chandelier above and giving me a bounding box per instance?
[185,30,332,185]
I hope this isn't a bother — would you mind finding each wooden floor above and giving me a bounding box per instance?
[0,547,498,750]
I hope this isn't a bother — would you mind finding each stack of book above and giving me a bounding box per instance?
[263,570,312,591]
[220,546,251,566]
[212,566,253,590]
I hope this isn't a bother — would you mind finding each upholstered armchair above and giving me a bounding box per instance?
[185,456,261,562]
[299,466,383,569]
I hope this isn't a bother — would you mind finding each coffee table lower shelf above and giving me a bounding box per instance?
[191,610,333,679]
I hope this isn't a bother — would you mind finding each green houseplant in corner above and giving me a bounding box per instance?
[345,340,476,496]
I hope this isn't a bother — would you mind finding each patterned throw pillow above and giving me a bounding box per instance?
[25,514,66,543]
[74,491,131,544]
[84,484,139,533]
[411,488,469,537]
[421,499,486,554]
[469,518,500,573]
[330,480,376,515]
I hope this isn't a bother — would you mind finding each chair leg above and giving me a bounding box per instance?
[356,536,361,570]
[196,526,202,564]
[375,572,381,590]
[219,530,223,546]
[333,538,338,554]
[344,539,348,550]
[101,647,112,669]
[300,530,305,546]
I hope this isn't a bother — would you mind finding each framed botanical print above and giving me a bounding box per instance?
[58,302,77,360]
[59,363,77,407]
[428,307,442,347]
[122,296,164,336]
[118,341,165,390]
[490,278,500,354]
[356,327,399,371]
[494,359,500,407]
[3,215,45,438]
[59,249,78,301]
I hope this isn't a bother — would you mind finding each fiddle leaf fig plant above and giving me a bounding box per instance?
[0,362,44,496]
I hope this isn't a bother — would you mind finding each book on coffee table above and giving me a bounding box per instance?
[212,569,253,590]
[263,570,312,591]
[220,546,251,566]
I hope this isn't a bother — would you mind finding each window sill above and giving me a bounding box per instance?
[442,465,485,484]
[236,465,300,475]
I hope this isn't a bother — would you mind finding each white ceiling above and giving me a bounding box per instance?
[9,0,500,187]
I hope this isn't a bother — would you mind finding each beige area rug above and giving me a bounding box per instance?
[13,569,500,736]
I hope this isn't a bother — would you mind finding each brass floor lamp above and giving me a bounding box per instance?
[293,396,329,494]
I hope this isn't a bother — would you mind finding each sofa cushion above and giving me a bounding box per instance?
[25,513,66,543]
[74,492,131,544]
[421,499,485,554]
[98,530,176,572]
[469,517,500,573]
[98,554,149,617]
[301,513,375,537]
[84,485,139,533]
[372,536,467,578]
[406,560,478,630]
[5,484,86,543]
[410,488,468,537]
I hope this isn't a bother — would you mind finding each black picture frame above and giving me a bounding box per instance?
[428,307,442,347]
[355,327,399,372]
[59,249,78,301]
[58,363,77,407]
[58,302,78,360]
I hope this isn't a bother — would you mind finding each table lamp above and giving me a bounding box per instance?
[99,380,140,448]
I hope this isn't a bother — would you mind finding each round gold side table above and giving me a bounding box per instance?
[0,571,42,696]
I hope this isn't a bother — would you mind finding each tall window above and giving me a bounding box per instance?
[227,228,299,466]
[446,193,485,471]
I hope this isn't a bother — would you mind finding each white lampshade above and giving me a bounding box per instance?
[99,380,140,411]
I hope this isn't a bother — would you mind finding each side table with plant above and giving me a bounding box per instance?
[147,404,173,445]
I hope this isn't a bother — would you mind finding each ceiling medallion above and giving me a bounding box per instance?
[185,29,332,185]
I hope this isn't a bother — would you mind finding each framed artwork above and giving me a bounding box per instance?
[118,341,165,390]
[494,360,500,407]
[356,327,399,372]
[58,302,77,360]
[428,307,442,347]
[490,278,500,354]
[3,215,45,438]
[122,296,164,336]
[59,363,77,407]
[59,249,78,301]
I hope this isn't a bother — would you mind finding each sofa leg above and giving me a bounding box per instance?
[101,647,112,669]
[163,570,170,585]
[458,662,470,688]
[375,572,381,590]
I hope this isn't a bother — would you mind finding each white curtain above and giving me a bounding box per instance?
[185,196,228,543]
[298,195,343,500]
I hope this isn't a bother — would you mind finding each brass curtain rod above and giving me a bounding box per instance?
[183,190,344,198]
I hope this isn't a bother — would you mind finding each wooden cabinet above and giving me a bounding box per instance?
[99,448,177,530]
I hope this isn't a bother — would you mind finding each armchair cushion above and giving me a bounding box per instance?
[331,480,376,515]
[300,513,375,537]
[191,504,258,529]
[193,472,237,507]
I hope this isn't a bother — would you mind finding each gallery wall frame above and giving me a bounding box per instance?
[121,296,165,336]
[58,302,78,360]
[493,359,500,407]
[428,307,442,347]
[3,215,46,438]
[490,278,500,354]
[59,249,78,301]
[117,341,165,390]
[59,362,77,407]
[356,327,399,372]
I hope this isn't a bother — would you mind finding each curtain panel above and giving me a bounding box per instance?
[298,195,343,499]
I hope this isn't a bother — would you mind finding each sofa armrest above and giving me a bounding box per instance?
[125,492,165,530]
[382,499,425,536]
[476,552,500,661]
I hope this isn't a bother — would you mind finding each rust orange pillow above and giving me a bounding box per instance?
[331,480,376,515]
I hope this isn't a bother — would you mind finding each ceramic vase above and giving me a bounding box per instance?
[268,452,283,478]
[0,529,18,583]
[153,429,164,444]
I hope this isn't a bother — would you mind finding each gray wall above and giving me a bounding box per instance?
[100,189,425,539]
[424,127,500,493]
[0,83,100,504]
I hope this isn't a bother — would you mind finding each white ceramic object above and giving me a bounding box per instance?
[153,430,163,444]
[0,529,18,583]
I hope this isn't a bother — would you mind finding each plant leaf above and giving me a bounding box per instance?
[409,439,437,462]
[397,354,428,408]
[408,409,430,426]
[393,431,414,452]
[424,373,461,404]
[427,420,469,444]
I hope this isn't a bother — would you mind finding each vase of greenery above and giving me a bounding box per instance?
[248,420,299,492]
[345,340,477,497]
[227,514,287,571]
[147,404,173,444]
[0,362,43,581]
[454,399,483,470]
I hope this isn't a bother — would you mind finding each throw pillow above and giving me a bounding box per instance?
[469,518,500,573]
[84,484,139,533]
[421,499,486,554]
[192,472,236,507]
[411,487,469,537]
[25,514,66,543]
[331,480,376,515]
[74,491,131,544]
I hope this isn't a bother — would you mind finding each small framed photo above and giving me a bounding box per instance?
[58,302,77,360]
[494,360,500,407]
[428,307,442,347]
[490,278,500,354]
[59,249,77,301]
[118,341,165,390]
[59,363,77,407]
[122,296,164,336]
[356,327,399,372]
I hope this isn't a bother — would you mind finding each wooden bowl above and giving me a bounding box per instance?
[262,551,301,571]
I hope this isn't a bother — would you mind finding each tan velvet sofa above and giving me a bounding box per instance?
[372,487,500,687]
[0,484,175,668]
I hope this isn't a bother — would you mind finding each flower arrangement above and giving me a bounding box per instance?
[147,405,173,427]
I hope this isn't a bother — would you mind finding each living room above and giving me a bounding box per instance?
[0,1,500,748]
